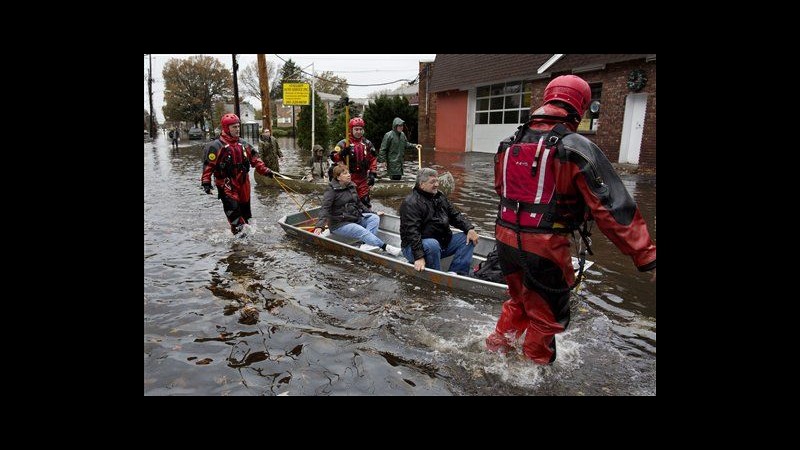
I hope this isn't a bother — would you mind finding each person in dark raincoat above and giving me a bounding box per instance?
[379,117,420,180]
[307,145,331,181]
[170,127,179,150]
[258,128,283,173]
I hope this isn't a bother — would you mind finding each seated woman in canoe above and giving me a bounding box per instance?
[313,165,401,256]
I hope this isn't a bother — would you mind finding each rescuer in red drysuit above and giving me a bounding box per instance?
[486,75,656,364]
[201,113,274,235]
[331,117,378,208]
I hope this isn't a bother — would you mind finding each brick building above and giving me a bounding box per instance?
[418,54,656,171]
[274,99,299,127]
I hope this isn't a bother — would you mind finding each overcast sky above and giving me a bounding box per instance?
[144,54,436,123]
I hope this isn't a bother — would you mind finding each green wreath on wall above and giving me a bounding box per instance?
[627,69,647,92]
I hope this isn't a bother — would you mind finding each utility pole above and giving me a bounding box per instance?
[148,54,155,139]
[311,62,315,150]
[344,98,350,144]
[232,54,240,118]
[257,54,272,132]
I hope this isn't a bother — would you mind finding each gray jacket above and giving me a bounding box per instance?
[315,181,372,230]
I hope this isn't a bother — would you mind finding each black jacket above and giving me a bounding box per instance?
[399,186,473,261]
[315,181,372,230]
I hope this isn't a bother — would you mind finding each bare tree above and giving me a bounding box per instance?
[239,60,276,103]
[314,71,348,97]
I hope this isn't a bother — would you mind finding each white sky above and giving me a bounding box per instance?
[144,54,436,123]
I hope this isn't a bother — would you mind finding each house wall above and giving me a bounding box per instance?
[274,99,300,127]
[419,57,656,171]
[224,103,256,123]
[570,60,656,170]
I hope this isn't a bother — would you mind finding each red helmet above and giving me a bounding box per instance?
[349,117,365,129]
[543,75,591,117]
[221,113,240,135]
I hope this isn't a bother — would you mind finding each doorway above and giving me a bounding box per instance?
[619,93,648,164]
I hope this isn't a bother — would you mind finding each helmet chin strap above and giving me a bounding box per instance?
[565,112,582,124]
[530,101,582,127]
[529,112,581,123]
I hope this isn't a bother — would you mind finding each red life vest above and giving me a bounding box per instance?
[495,123,582,231]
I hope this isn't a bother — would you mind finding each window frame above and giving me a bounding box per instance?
[475,80,532,125]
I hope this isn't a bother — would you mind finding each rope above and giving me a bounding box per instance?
[272,174,313,221]
[512,206,585,294]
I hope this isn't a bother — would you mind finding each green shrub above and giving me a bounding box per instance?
[363,95,418,145]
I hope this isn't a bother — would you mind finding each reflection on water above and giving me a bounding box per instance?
[145,135,656,395]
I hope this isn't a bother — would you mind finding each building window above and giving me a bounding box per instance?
[475,81,532,125]
[578,83,603,132]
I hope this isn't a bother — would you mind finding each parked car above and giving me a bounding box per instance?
[188,127,204,140]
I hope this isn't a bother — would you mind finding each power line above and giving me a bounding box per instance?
[274,54,420,87]
[335,69,411,73]
[280,55,427,61]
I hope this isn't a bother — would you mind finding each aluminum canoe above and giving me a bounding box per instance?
[278,207,592,299]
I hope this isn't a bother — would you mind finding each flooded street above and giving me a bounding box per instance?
[144,135,656,395]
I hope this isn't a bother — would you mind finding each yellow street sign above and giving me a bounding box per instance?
[283,83,310,106]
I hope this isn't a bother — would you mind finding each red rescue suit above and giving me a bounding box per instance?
[331,137,377,204]
[487,105,656,364]
[201,134,271,234]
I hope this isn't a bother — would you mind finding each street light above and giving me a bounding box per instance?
[302,62,316,150]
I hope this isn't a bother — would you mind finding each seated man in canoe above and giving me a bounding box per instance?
[313,165,401,256]
[399,167,479,276]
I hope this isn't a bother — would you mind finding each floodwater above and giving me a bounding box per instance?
[144,135,656,396]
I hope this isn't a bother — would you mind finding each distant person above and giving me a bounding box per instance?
[201,113,275,235]
[379,117,421,180]
[313,165,401,256]
[485,74,656,365]
[259,128,283,173]
[331,118,377,207]
[399,167,478,276]
[170,127,179,150]
[306,145,331,181]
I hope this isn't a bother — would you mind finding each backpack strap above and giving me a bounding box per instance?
[512,119,535,144]
[545,123,572,145]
